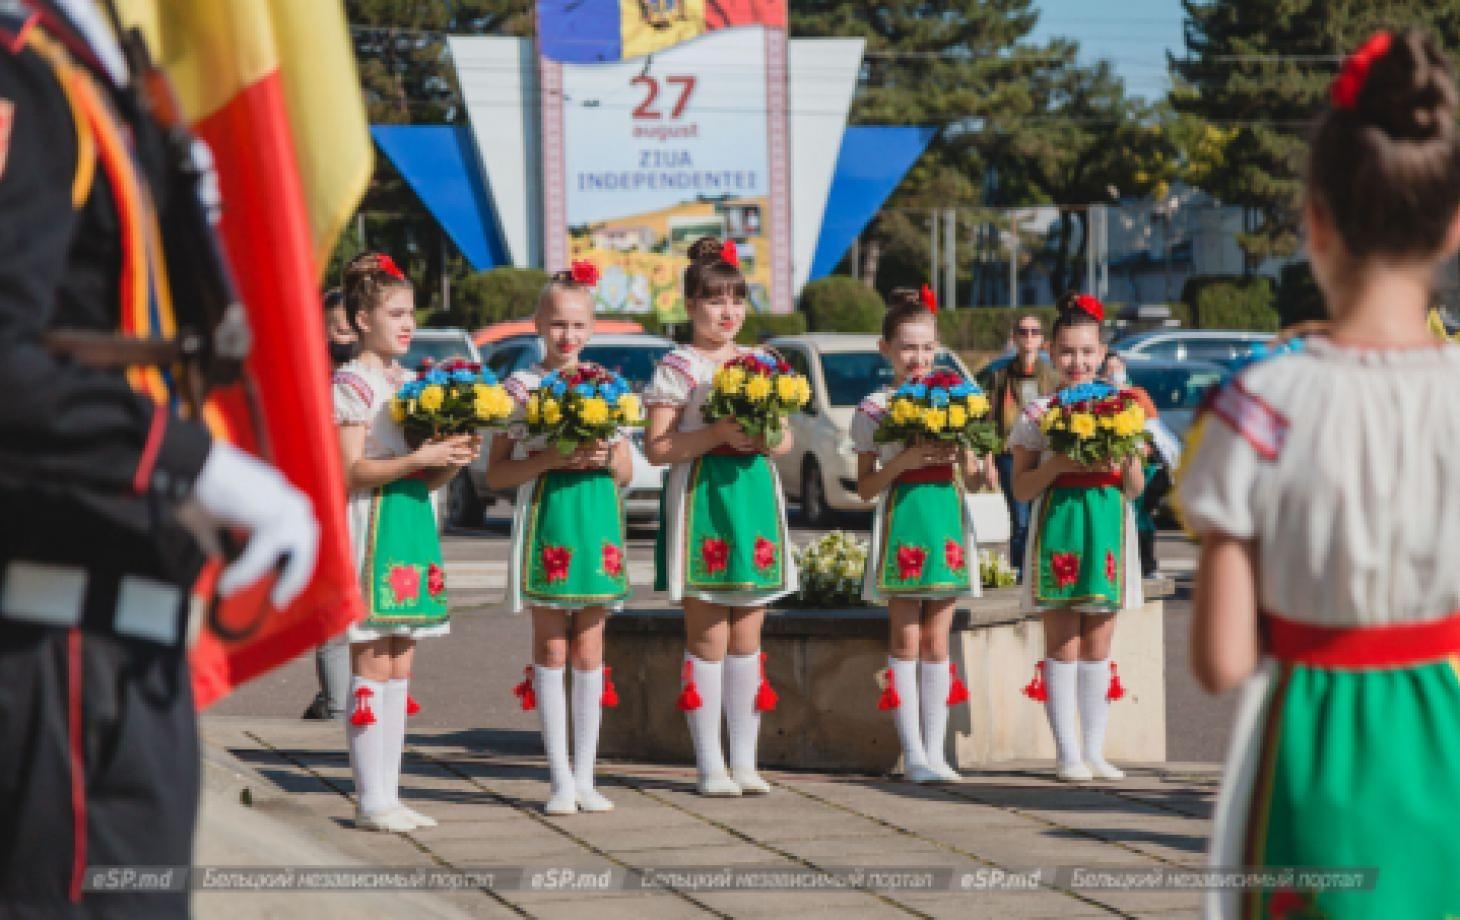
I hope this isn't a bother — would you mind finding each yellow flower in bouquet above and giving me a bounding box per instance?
[617,392,642,423]
[966,393,990,417]
[716,366,746,395]
[1113,406,1145,438]
[924,408,948,432]
[1069,413,1097,439]
[580,397,610,426]
[700,351,811,448]
[948,405,968,428]
[745,374,772,403]
[390,401,407,424]
[525,394,541,424]
[890,398,919,425]
[541,398,562,425]
[419,384,444,412]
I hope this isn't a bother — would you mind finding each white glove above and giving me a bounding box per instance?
[187,442,319,608]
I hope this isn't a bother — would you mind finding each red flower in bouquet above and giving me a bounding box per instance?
[1105,551,1118,584]
[602,543,624,577]
[944,539,966,573]
[388,564,420,603]
[427,563,445,597]
[753,536,777,571]
[542,546,572,583]
[1051,552,1080,589]
[701,538,730,575]
[896,545,927,581]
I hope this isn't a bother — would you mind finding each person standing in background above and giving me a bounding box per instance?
[985,314,1059,578]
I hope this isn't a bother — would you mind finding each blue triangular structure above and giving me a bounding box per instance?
[371,125,509,271]
[810,125,936,280]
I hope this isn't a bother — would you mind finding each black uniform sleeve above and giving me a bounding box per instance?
[0,43,211,499]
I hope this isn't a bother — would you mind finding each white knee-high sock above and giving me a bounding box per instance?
[919,660,952,770]
[1078,659,1115,766]
[347,676,390,815]
[724,652,762,773]
[534,665,575,799]
[682,653,728,778]
[381,678,409,810]
[1043,659,1083,768]
[571,667,604,794]
[888,657,929,770]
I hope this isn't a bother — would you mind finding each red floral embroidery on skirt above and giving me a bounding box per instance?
[388,565,420,603]
[427,563,445,597]
[753,536,777,571]
[602,543,624,577]
[896,545,927,581]
[1104,550,1117,584]
[701,538,730,575]
[944,539,966,572]
[542,546,572,583]
[1051,552,1080,589]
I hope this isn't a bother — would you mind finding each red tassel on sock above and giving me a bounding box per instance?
[601,666,620,707]
[1021,661,1048,702]
[676,659,702,711]
[877,667,901,710]
[350,686,376,726]
[405,694,421,716]
[754,651,778,712]
[1107,661,1126,701]
[512,665,537,711]
[947,662,970,705]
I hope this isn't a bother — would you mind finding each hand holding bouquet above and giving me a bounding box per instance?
[392,358,514,447]
[700,350,811,448]
[525,362,643,456]
[875,370,1001,456]
[1039,381,1148,467]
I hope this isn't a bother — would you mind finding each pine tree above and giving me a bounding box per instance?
[1171,1,1460,266]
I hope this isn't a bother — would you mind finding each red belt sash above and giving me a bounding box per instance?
[1053,471,1122,489]
[1263,610,1460,668]
[708,446,758,457]
[896,465,954,485]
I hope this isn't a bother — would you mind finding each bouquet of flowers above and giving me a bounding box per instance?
[1039,381,1148,467]
[524,362,644,455]
[700,350,812,448]
[786,531,871,608]
[392,357,514,446]
[874,369,1001,456]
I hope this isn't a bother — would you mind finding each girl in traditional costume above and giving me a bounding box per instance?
[644,237,797,797]
[1008,292,1145,782]
[850,288,997,782]
[1180,29,1460,919]
[334,253,478,831]
[486,266,634,815]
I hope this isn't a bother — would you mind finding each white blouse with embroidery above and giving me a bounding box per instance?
[1177,338,1460,626]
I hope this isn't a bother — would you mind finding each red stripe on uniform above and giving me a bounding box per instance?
[1053,471,1123,488]
[67,628,86,903]
[896,465,954,484]
[1264,610,1460,668]
[131,406,166,495]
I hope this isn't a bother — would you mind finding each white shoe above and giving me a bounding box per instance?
[544,790,579,815]
[697,772,743,797]
[1055,762,1094,782]
[926,762,963,783]
[904,763,943,784]
[393,805,437,828]
[1086,758,1125,780]
[355,806,417,832]
[577,788,615,813]
[731,768,771,795]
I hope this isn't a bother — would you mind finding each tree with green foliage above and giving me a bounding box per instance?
[1170,0,1460,267]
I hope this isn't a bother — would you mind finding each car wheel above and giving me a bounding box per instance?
[447,470,486,529]
[802,457,831,527]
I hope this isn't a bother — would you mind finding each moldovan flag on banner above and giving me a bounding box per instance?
[115,0,371,707]
[537,0,786,63]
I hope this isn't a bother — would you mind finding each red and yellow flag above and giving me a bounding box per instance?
[116,0,372,707]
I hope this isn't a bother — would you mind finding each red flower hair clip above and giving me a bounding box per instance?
[919,283,938,314]
[1072,293,1105,322]
[570,260,600,286]
[375,253,406,281]
[1331,31,1392,111]
[720,239,740,268]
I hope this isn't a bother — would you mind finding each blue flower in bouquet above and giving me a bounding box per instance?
[574,383,595,398]
[480,368,500,386]
[550,379,567,397]
[1057,381,1115,405]
[951,382,975,398]
[755,353,776,372]
[930,388,949,407]
[905,382,928,399]
[451,369,476,384]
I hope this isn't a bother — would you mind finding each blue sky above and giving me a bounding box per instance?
[1030,0,1186,101]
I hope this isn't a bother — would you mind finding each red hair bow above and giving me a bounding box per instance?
[919,283,938,314]
[375,253,406,281]
[1073,293,1104,322]
[720,239,740,268]
[570,260,600,286]
[1331,31,1392,110]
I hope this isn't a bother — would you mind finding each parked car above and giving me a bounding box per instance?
[765,334,1011,541]
[1112,329,1272,369]
[402,327,481,372]
[445,333,677,527]
[1124,357,1229,443]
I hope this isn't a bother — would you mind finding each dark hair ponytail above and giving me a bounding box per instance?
[683,236,748,302]
[1309,28,1460,260]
